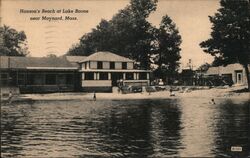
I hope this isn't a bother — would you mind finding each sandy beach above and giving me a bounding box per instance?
[16,85,249,102]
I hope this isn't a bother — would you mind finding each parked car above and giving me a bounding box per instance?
[121,86,142,94]
[155,86,165,91]
[132,86,142,93]
[206,75,233,87]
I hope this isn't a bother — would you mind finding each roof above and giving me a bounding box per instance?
[206,63,245,75]
[205,63,250,76]
[80,51,134,63]
[0,56,77,69]
[66,56,87,63]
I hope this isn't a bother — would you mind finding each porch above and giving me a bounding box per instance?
[0,69,80,93]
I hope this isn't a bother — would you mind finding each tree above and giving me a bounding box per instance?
[200,0,250,91]
[153,15,182,82]
[67,0,158,69]
[197,63,211,72]
[0,25,29,56]
[67,43,90,56]
[46,54,57,58]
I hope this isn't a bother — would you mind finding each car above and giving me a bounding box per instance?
[155,86,165,91]
[132,86,142,93]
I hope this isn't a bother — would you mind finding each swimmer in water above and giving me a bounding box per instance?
[211,98,216,104]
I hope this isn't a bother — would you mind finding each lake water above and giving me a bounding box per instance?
[1,98,249,157]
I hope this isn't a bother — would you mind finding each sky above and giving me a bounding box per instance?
[1,0,220,68]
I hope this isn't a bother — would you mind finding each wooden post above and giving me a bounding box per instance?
[147,73,150,80]
[96,73,99,80]
[94,73,97,80]
[82,72,85,80]
[108,73,111,80]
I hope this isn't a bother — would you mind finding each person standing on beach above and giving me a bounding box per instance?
[93,91,96,101]
[8,91,13,104]
[211,98,216,104]
[170,88,175,96]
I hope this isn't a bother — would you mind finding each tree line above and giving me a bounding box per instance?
[67,0,182,81]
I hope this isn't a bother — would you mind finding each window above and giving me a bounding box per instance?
[29,74,44,85]
[0,73,8,85]
[126,73,134,80]
[122,62,127,69]
[99,72,108,80]
[27,74,34,85]
[1,74,8,84]
[222,74,232,83]
[1,74,8,79]
[81,63,85,70]
[97,61,103,69]
[139,72,147,80]
[18,73,25,85]
[111,72,123,80]
[45,74,56,85]
[66,74,74,84]
[85,72,94,80]
[57,74,66,85]
[110,62,115,69]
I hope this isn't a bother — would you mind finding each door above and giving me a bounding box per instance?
[111,72,123,86]
[236,72,243,84]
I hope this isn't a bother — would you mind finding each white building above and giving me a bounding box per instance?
[205,63,250,85]
[78,51,151,92]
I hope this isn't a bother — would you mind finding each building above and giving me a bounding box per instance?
[0,52,151,94]
[0,56,80,93]
[179,68,195,86]
[79,51,151,92]
[205,63,250,85]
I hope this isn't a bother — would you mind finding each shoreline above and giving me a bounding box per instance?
[4,85,247,103]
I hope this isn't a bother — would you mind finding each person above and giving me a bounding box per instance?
[93,91,96,101]
[8,91,13,104]
[211,98,216,104]
[170,88,175,96]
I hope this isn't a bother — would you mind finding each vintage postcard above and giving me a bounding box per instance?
[0,0,249,157]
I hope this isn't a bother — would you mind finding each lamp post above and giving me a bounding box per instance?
[8,56,10,91]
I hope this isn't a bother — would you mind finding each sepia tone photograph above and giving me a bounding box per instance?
[0,0,249,157]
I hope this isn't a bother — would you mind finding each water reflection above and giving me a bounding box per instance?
[1,98,249,157]
[213,100,249,157]
[179,97,222,157]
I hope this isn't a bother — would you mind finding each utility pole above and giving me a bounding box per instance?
[188,59,193,70]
